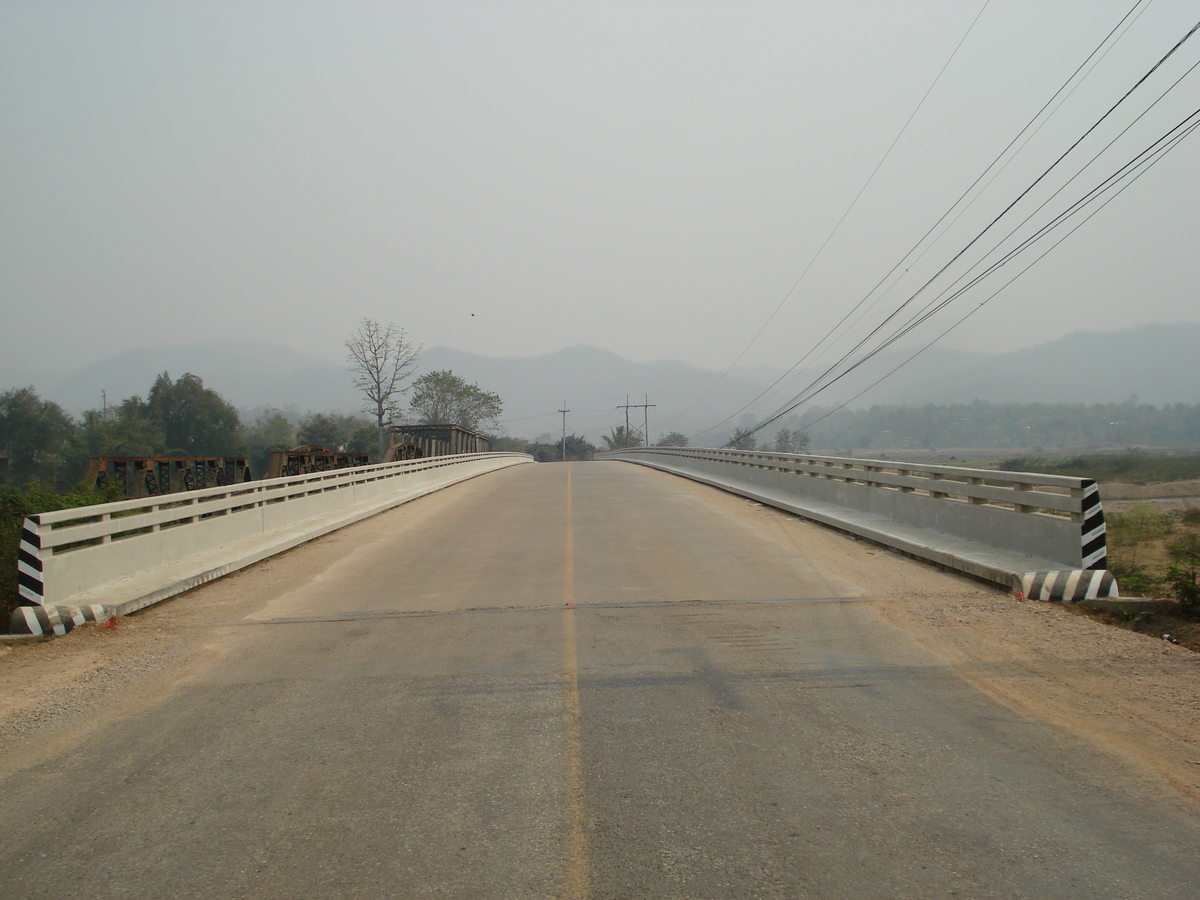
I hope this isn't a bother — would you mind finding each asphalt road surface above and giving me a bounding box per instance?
[2,461,1198,899]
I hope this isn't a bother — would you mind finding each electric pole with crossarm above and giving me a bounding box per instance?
[558,402,570,461]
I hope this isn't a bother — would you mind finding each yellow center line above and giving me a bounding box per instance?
[561,463,590,899]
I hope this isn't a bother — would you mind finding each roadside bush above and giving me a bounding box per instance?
[1107,560,1161,597]
[1165,534,1200,610]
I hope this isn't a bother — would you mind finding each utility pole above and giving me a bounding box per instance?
[617,395,633,447]
[616,395,655,447]
[101,390,107,418]
[558,402,570,461]
[643,394,655,447]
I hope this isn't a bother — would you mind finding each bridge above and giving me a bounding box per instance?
[2,456,1198,898]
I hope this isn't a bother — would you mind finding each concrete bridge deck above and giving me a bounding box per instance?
[1,461,1198,898]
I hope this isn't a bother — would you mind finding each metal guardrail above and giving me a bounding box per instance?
[597,447,1107,582]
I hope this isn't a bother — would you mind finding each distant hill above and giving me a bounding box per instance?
[4,322,1196,444]
[855,322,1200,407]
[416,344,776,443]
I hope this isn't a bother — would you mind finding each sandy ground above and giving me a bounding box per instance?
[2,474,1198,812]
[1100,479,1200,501]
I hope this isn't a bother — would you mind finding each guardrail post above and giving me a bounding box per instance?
[1069,486,1084,522]
[929,472,947,500]
[968,476,987,505]
[1015,482,1034,514]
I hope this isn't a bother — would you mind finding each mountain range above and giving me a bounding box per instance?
[2,322,1196,443]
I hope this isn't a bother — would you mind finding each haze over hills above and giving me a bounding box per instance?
[855,323,1200,408]
[2,323,1196,444]
[13,342,358,416]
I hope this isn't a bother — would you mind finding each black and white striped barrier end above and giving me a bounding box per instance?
[17,516,44,606]
[9,604,117,637]
[1015,570,1118,602]
[1080,480,1106,570]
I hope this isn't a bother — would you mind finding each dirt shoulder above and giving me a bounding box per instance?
[877,588,1199,802]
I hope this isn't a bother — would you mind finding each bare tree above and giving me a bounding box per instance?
[345,319,421,458]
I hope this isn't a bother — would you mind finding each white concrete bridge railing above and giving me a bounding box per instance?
[14,453,532,632]
[597,447,1112,598]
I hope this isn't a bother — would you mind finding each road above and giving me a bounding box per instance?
[1,461,1198,899]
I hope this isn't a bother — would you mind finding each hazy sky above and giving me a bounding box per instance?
[2,1,1197,380]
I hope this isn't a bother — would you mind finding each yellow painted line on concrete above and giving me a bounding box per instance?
[561,464,590,900]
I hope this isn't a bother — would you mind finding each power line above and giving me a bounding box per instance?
[689,0,1161,441]
[761,77,1200,430]
[789,113,1200,437]
[664,0,993,426]
[748,103,1200,438]
[726,15,1200,443]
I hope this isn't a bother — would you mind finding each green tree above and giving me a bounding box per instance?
[146,373,241,455]
[0,387,76,485]
[296,413,372,451]
[561,433,597,461]
[76,398,165,460]
[297,413,344,449]
[490,436,528,453]
[772,428,810,453]
[346,319,421,457]
[408,370,503,433]
[602,425,643,450]
[730,427,758,450]
[523,442,559,462]
[240,408,295,477]
[346,425,378,457]
[656,432,689,447]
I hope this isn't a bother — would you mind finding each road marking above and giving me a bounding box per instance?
[561,464,590,900]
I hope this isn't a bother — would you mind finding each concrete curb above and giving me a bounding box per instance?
[9,603,116,637]
[1016,570,1118,602]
